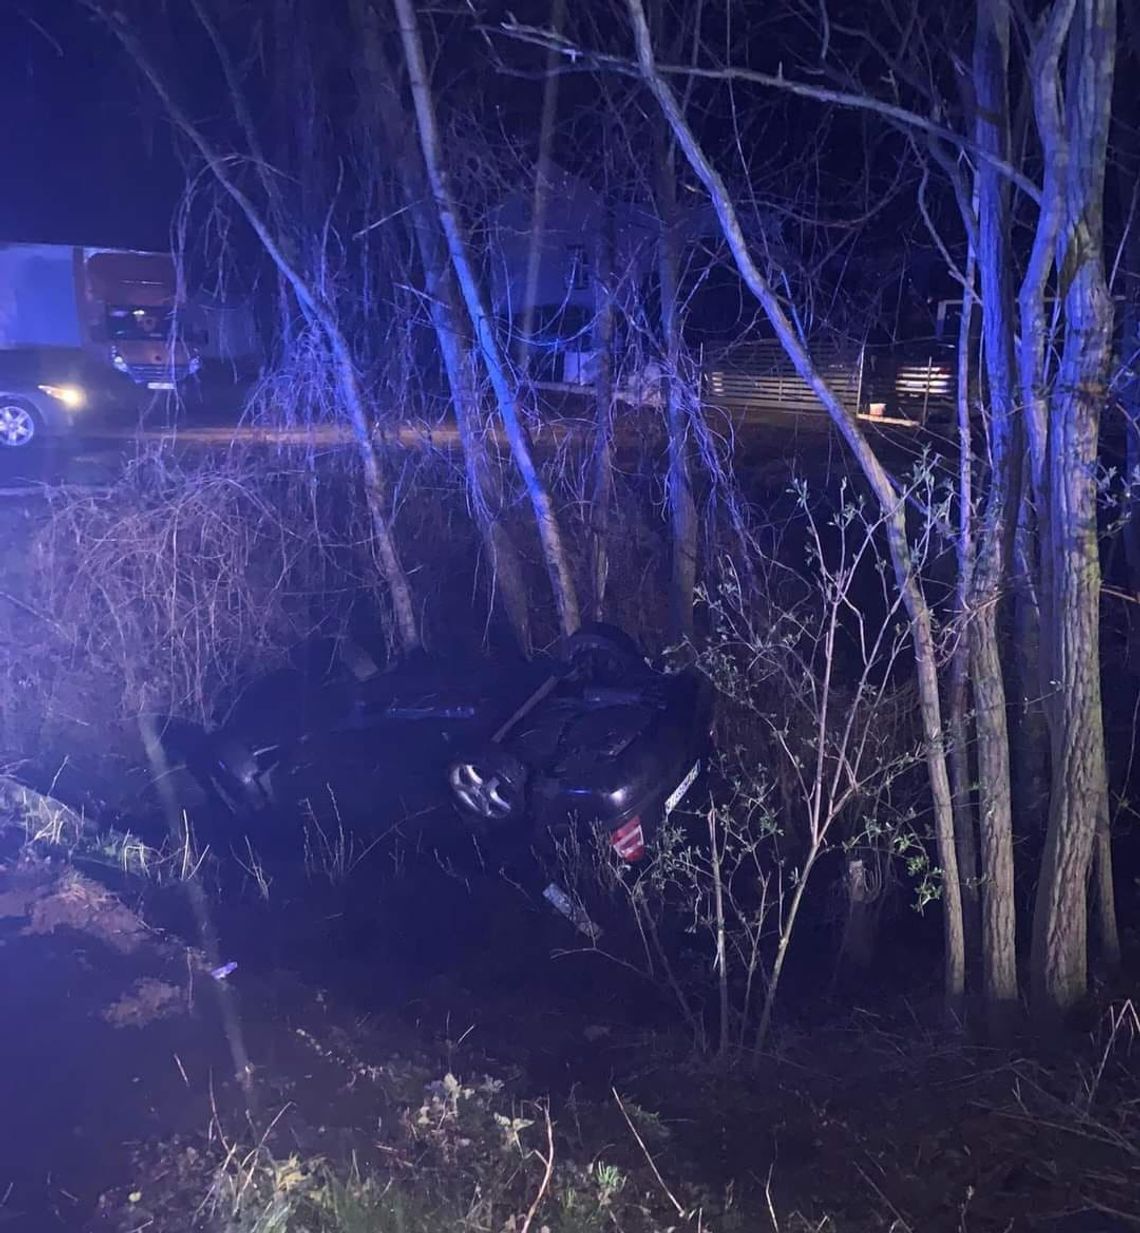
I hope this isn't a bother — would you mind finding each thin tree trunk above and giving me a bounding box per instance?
[755,850,819,1050]
[96,5,421,653]
[654,135,698,641]
[1016,0,1075,849]
[589,217,616,621]
[947,651,980,968]
[351,2,532,651]
[969,0,1020,1027]
[708,808,730,1059]
[392,0,581,637]
[624,0,966,1012]
[950,238,981,976]
[1031,0,1116,1012]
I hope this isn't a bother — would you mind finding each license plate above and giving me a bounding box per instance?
[146,381,176,391]
[664,760,700,815]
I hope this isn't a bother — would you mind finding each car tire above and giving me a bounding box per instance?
[448,749,529,828]
[564,622,648,680]
[0,400,42,449]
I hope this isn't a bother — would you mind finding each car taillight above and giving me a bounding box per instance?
[611,816,645,862]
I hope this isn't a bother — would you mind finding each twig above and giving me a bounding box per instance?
[613,1087,686,1217]
[519,1101,555,1233]
[764,1162,781,1231]
[854,1159,913,1231]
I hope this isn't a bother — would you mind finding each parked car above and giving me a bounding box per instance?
[0,348,131,448]
[163,626,715,920]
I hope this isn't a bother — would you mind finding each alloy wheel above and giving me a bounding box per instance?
[0,403,36,448]
[449,761,516,819]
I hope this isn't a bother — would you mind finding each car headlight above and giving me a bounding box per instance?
[111,351,129,371]
[38,384,86,410]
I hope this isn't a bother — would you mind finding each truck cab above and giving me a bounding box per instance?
[84,250,200,389]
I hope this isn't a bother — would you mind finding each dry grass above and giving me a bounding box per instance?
[0,445,386,777]
[34,448,373,722]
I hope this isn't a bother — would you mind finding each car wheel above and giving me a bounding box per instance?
[564,623,648,681]
[0,400,41,448]
[448,750,528,826]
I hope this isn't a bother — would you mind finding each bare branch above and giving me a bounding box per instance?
[496,18,1043,203]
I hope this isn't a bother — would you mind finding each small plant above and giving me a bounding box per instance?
[234,836,273,901]
[494,1112,535,1152]
[592,1160,626,1207]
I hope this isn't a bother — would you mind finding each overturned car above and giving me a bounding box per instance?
[162,625,714,910]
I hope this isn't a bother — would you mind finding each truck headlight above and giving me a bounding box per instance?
[111,351,129,372]
[38,384,86,410]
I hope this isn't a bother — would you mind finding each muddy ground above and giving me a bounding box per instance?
[1,780,1138,1233]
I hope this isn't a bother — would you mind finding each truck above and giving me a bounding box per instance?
[0,243,200,389]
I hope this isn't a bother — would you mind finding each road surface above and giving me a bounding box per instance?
[0,399,929,496]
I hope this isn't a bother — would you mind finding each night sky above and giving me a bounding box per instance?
[0,0,181,249]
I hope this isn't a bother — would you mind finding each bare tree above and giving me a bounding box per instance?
[967,0,1019,1025]
[617,0,967,1011]
[391,0,582,637]
[350,0,533,651]
[1029,0,1118,1010]
[88,3,422,654]
[948,205,982,977]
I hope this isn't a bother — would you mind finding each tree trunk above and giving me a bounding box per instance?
[1031,0,1116,1012]
[624,0,966,1012]
[835,855,882,981]
[969,0,1020,1027]
[950,237,981,975]
[392,0,581,637]
[947,647,980,972]
[967,607,1019,1020]
[654,136,698,641]
[589,217,616,621]
[351,2,532,651]
[1016,0,1075,842]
